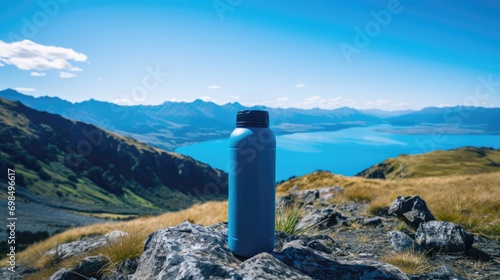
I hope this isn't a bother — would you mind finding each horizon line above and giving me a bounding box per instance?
[2,88,499,112]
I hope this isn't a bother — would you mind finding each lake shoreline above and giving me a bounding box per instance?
[176,125,500,181]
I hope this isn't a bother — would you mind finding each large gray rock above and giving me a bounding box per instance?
[115,258,138,275]
[416,221,474,253]
[102,272,129,280]
[236,253,309,279]
[296,205,346,231]
[132,221,409,279]
[47,230,128,260]
[276,189,320,209]
[99,258,138,280]
[73,255,110,277]
[277,187,344,211]
[0,267,29,280]
[46,237,108,260]
[388,196,435,229]
[49,255,110,280]
[49,268,73,280]
[389,231,425,253]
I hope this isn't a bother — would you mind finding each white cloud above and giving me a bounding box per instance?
[30,71,46,77]
[227,95,240,100]
[293,96,355,109]
[276,97,289,103]
[0,40,87,77]
[295,83,306,88]
[14,87,36,92]
[59,72,76,78]
[208,85,220,90]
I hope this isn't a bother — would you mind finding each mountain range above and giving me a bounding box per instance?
[1,91,499,267]
[3,89,499,151]
[0,97,227,215]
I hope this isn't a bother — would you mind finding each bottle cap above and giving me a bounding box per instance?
[236,110,269,127]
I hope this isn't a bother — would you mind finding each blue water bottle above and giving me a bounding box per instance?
[228,110,276,257]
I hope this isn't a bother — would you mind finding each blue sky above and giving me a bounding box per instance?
[0,0,499,110]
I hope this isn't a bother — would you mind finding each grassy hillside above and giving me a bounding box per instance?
[356,147,500,179]
[9,170,500,278]
[0,97,227,214]
[277,170,500,238]
[5,142,500,278]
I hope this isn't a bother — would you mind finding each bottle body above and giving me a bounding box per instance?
[228,126,276,257]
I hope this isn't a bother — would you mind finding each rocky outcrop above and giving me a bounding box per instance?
[296,205,347,231]
[50,255,110,280]
[416,221,474,253]
[46,230,128,260]
[388,196,435,229]
[276,189,319,209]
[389,231,425,253]
[30,188,497,280]
[132,221,408,280]
[388,197,475,254]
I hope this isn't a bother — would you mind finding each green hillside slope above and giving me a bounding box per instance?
[356,147,500,179]
[0,98,227,214]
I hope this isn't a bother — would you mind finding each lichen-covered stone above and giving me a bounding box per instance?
[389,231,425,253]
[388,196,436,229]
[416,221,474,253]
[132,221,409,280]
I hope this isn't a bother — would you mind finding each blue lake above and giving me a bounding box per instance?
[176,125,500,181]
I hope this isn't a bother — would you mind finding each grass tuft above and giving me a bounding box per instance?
[275,201,305,235]
[395,221,412,232]
[275,199,329,235]
[381,250,431,275]
[96,225,151,275]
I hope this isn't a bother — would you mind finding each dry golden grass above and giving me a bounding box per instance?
[23,226,151,280]
[277,171,500,239]
[381,250,431,274]
[8,170,500,278]
[2,201,228,271]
